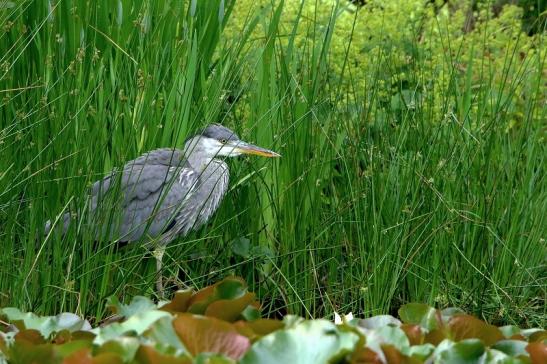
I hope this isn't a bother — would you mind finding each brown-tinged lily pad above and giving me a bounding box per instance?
[10,342,57,364]
[205,293,256,322]
[528,330,547,343]
[234,319,284,341]
[134,345,192,364]
[448,314,504,346]
[173,313,250,360]
[160,289,194,314]
[350,346,384,364]
[400,324,423,346]
[14,329,46,345]
[526,342,547,364]
[187,277,248,315]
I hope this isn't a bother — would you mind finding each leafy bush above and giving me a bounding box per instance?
[1,278,545,363]
[228,0,545,128]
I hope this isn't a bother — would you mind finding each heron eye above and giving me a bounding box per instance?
[220,139,227,144]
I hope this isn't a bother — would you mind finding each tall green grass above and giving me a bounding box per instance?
[0,0,545,327]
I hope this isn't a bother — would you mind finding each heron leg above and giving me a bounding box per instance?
[152,245,166,298]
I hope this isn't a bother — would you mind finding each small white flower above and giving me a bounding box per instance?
[334,312,353,325]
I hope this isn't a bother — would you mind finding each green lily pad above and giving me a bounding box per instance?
[0,308,91,339]
[92,310,171,346]
[358,315,401,330]
[499,326,522,339]
[96,337,140,362]
[398,303,440,331]
[493,340,529,357]
[143,316,187,355]
[240,305,261,322]
[436,339,486,363]
[107,296,157,318]
[188,277,250,315]
[240,319,359,364]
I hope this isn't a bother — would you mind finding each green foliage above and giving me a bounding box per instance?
[0,0,545,330]
[1,278,546,363]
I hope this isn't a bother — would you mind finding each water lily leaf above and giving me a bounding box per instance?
[240,319,359,364]
[215,278,247,300]
[62,347,93,364]
[401,324,423,345]
[526,342,547,363]
[160,289,194,313]
[1,308,91,339]
[240,305,261,322]
[63,348,125,364]
[205,293,257,322]
[528,330,547,342]
[188,277,250,315]
[493,340,528,357]
[135,345,192,364]
[173,313,250,360]
[425,328,448,345]
[187,285,217,314]
[55,339,93,358]
[398,303,439,331]
[499,325,521,339]
[106,296,157,318]
[96,337,140,362]
[14,329,46,344]
[281,315,305,329]
[408,344,435,360]
[448,315,504,346]
[9,342,56,364]
[484,348,513,363]
[436,339,485,363]
[193,352,237,364]
[92,310,171,346]
[380,344,409,364]
[358,315,401,330]
[440,307,466,323]
[350,346,384,363]
[143,316,187,354]
[240,319,284,337]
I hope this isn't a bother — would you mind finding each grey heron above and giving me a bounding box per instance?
[45,124,280,295]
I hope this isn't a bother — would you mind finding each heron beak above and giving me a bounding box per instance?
[234,141,281,158]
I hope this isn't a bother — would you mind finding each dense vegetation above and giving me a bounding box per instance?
[2,277,546,363]
[0,0,545,331]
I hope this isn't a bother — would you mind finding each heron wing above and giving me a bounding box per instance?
[90,150,198,242]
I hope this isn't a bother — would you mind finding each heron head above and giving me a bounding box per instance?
[185,124,280,159]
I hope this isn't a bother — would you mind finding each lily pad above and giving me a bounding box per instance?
[173,313,250,360]
[107,296,157,318]
[240,319,359,364]
[398,303,440,331]
[436,339,486,363]
[448,315,504,346]
[492,340,528,357]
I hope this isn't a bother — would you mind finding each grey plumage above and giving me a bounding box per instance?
[45,123,279,247]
